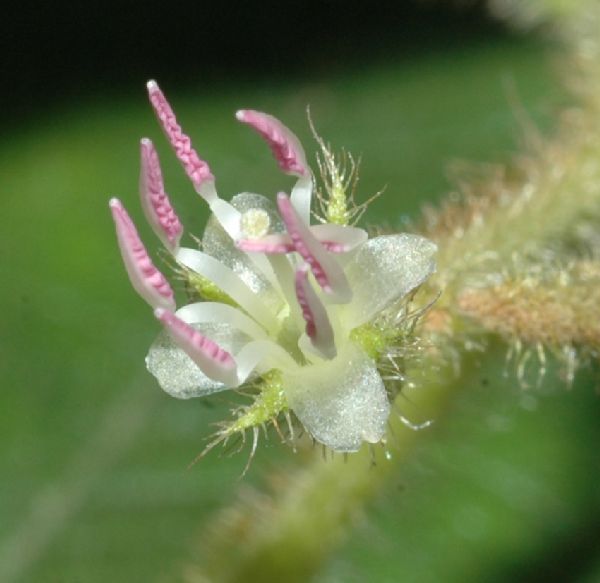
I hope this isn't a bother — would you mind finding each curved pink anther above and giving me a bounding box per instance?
[236,109,308,177]
[146,80,215,195]
[295,265,336,359]
[140,138,183,252]
[154,308,238,386]
[309,224,368,253]
[277,193,352,303]
[237,233,294,254]
[237,227,367,255]
[109,198,175,310]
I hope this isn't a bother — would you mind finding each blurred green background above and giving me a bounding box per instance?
[2,2,600,581]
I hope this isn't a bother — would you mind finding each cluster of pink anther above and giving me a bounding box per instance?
[109,80,366,387]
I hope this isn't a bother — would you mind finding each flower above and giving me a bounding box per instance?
[109,81,437,453]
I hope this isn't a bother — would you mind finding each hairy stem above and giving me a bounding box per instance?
[186,1,600,580]
[188,356,463,583]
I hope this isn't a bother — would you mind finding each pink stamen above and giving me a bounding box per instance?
[295,265,336,359]
[277,194,330,291]
[146,80,214,191]
[236,234,294,254]
[109,198,175,310]
[154,308,238,385]
[309,224,368,254]
[237,233,359,255]
[319,241,348,253]
[236,109,308,177]
[277,193,351,303]
[295,266,317,337]
[140,138,183,251]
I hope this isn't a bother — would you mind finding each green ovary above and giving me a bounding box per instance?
[326,185,351,226]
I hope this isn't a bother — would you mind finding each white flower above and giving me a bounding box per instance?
[109,81,436,453]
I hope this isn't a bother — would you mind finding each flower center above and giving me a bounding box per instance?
[240,208,271,239]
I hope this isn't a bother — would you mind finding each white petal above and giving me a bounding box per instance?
[343,234,437,328]
[146,322,250,399]
[284,344,390,451]
[176,247,279,332]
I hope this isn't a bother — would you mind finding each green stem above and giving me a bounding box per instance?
[188,3,600,581]
[194,355,475,583]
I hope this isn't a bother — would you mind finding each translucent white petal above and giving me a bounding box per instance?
[176,302,268,340]
[343,234,437,328]
[146,322,250,399]
[176,247,279,332]
[284,344,390,451]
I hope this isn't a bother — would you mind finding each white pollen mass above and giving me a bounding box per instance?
[240,208,271,239]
